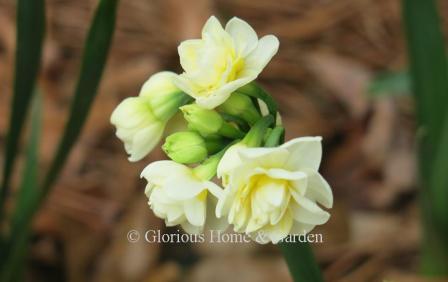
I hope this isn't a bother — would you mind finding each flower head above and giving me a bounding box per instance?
[110,71,188,161]
[110,96,165,162]
[174,16,279,109]
[141,160,225,234]
[216,137,333,243]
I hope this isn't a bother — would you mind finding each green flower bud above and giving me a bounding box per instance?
[163,131,207,164]
[180,104,223,135]
[181,104,244,139]
[218,92,261,125]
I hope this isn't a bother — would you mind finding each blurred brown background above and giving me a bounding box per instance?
[1,0,447,281]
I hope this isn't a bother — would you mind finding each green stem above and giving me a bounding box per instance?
[204,137,228,154]
[193,140,239,180]
[220,113,250,132]
[237,82,278,118]
[242,115,274,147]
[218,122,245,139]
[264,126,285,147]
[279,242,324,282]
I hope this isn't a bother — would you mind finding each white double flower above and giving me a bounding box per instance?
[216,137,333,244]
[174,16,279,109]
[141,160,225,234]
[110,72,185,161]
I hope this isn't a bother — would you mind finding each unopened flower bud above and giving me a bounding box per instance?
[163,131,208,164]
[218,92,261,125]
[181,104,244,139]
[180,104,223,135]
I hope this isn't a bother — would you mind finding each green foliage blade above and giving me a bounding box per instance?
[41,0,119,194]
[403,0,448,275]
[0,95,41,281]
[0,0,45,220]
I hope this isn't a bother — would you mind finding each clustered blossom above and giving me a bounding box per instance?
[111,16,333,243]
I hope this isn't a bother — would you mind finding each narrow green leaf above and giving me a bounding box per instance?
[0,0,45,221]
[41,0,119,195]
[368,71,410,97]
[403,0,448,275]
[0,95,41,281]
[279,242,324,282]
[403,0,448,153]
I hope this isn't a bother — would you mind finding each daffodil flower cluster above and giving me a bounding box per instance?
[110,16,333,244]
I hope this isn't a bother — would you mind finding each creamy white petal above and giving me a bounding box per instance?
[217,143,246,179]
[288,173,309,198]
[166,205,185,223]
[305,171,333,209]
[141,160,189,181]
[139,71,179,98]
[290,221,315,235]
[205,181,224,198]
[242,35,279,75]
[164,177,206,200]
[257,211,293,244]
[225,17,258,57]
[282,136,323,171]
[215,189,234,218]
[195,76,254,109]
[128,122,164,162]
[205,195,229,231]
[110,97,151,128]
[238,147,289,168]
[257,178,287,207]
[289,202,330,225]
[172,73,193,93]
[292,193,327,216]
[184,197,206,227]
[263,168,307,181]
[202,16,225,38]
[178,39,203,74]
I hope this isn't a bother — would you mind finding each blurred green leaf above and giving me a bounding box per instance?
[368,71,410,97]
[0,0,45,221]
[403,0,448,275]
[41,0,119,194]
[403,0,448,151]
[0,95,41,281]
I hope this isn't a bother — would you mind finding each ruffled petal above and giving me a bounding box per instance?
[225,17,258,57]
[241,35,279,75]
[183,196,206,227]
[178,39,204,73]
[289,202,330,225]
[129,122,164,162]
[195,76,254,109]
[139,71,179,98]
[238,147,289,169]
[282,136,323,171]
[305,171,333,209]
